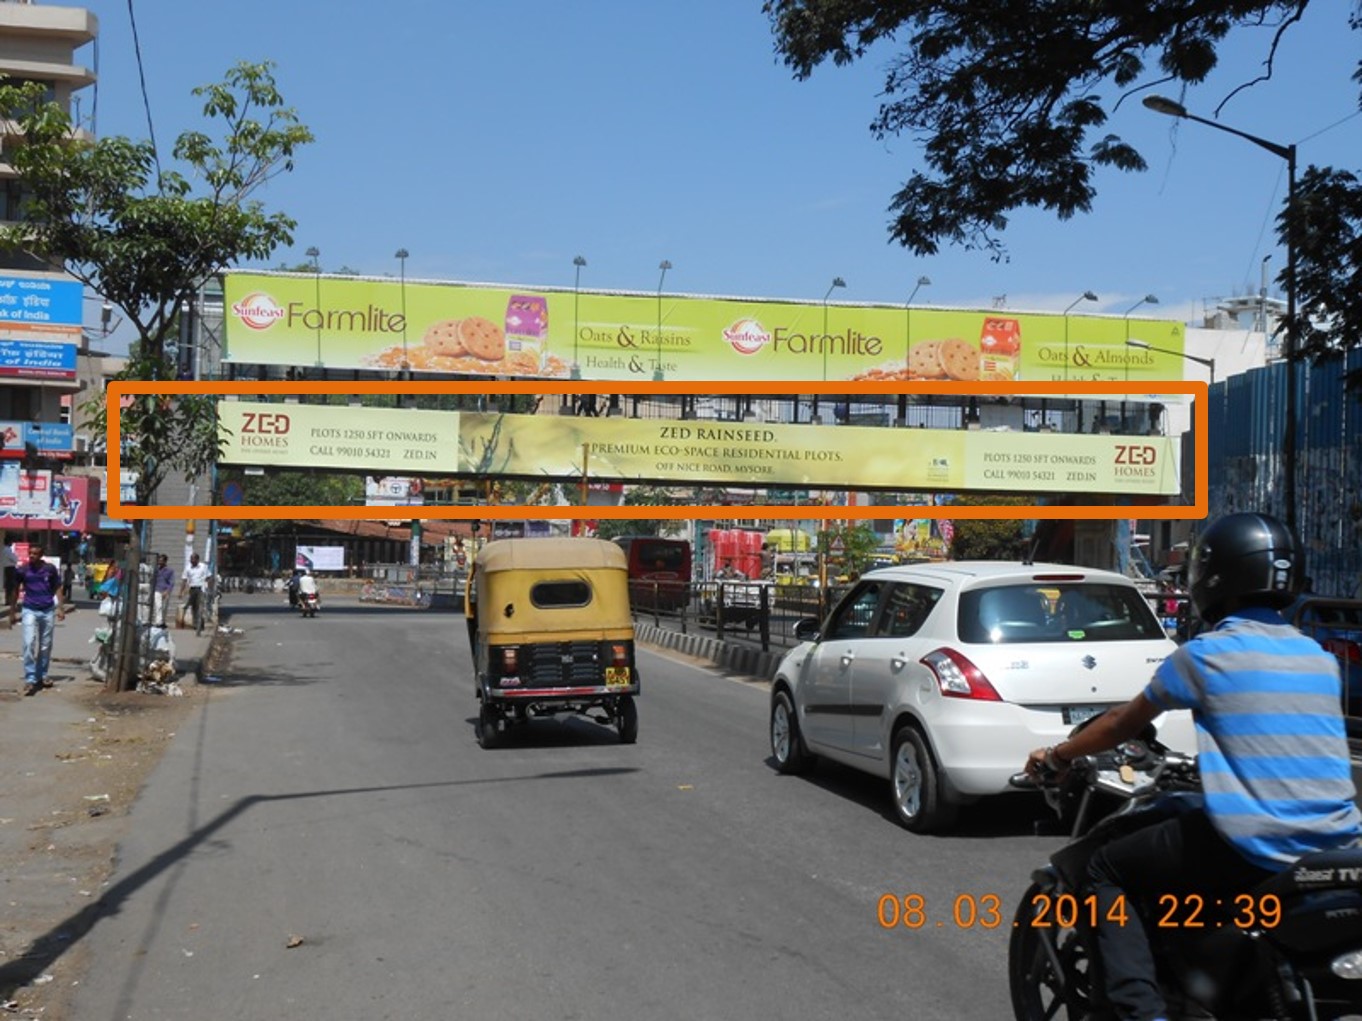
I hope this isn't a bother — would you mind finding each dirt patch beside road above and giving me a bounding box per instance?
[0,637,232,1017]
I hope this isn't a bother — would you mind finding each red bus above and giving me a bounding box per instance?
[612,536,692,612]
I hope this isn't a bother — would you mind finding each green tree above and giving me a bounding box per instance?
[219,469,363,534]
[816,521,882,577]
[0,61,313,689]
[592,486,686,541]
[945,496,1032,560]
[765,2,1362,364]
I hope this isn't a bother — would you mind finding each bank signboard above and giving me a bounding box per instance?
[0,272,83,381]
[223,271,1186,386]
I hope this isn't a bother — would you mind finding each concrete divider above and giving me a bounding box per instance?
[634,622,780,683]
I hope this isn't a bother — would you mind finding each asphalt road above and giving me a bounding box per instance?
[70,594,1054,1021]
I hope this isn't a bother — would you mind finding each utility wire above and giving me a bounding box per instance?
[126,0,161,184]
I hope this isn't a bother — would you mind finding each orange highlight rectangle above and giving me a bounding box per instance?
[106,379,1207,521]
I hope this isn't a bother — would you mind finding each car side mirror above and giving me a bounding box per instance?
[793,617,821,642]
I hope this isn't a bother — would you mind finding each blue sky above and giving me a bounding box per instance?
[76,1,1360,331]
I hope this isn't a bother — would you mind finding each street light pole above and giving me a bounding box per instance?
[1122,294,1158,431]
[1143,94,1298,530]
[394,248,409,376]
[305,246,321,368]
[902,275,930,424]
[816,276,846,423]
[1062,290,1098,382]
[655,260,671,382]
[1125,339,1215,388]
[571,255,586,381]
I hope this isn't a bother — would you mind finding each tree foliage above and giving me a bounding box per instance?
[218,469,362,534]
[816,521,882,576]
[592,486,686,541]
[764,1,1362,362]
[0,62,311,690]
[945,495,1032,560]
[0,61,313,504]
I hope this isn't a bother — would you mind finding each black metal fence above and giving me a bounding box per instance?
[627,579,851,653]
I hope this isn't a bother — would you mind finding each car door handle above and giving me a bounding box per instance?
[890,655,908,670]
[840,652,856,666]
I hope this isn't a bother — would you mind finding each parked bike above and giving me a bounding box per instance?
[1008,728,1362,1020]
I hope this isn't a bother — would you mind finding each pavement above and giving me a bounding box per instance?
[0,592,218,831]
[0,593,221,1007]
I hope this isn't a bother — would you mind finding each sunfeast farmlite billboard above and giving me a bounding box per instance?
[223,272,1186,386]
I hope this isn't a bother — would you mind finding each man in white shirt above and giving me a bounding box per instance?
[179,553,210,634]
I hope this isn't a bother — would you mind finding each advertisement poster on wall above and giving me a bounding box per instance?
[295,545,346,572]
[0,469,98,532]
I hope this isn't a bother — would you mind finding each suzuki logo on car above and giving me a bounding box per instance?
[1081,655,1097,670]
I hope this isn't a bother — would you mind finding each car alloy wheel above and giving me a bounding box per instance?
[894,740,923,818]
[889,725,954,832]
[770,690,810,774]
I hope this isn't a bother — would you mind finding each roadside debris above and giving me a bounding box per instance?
[286,934,305,948]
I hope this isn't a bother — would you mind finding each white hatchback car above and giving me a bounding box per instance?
[769,561,1194,833]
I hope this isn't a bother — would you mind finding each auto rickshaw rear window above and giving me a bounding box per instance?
[530,580,592,608]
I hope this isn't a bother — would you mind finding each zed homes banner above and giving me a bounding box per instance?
[223,271,1186,388]
[217,402,1180,497]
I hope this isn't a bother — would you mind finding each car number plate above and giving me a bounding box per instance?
[605,667,631,689]
[1063,705,1106,725]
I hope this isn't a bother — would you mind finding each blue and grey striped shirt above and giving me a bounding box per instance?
[1145,606,1362,871]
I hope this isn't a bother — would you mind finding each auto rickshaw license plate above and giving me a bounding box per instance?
[605,667,631,688]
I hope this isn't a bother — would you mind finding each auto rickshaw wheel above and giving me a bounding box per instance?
[616,695,638,744]
[476,701,503,749]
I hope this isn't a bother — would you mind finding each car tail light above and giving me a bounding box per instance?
[921,648,1002,701]
[1323,638,1362,665]
[501,647,519,674]
[610,643,630,667]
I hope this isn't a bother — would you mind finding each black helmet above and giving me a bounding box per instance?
[1188,512,1301,623]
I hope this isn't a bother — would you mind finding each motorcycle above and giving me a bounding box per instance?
[1008,729,1362,1020]
[299,590,319,618]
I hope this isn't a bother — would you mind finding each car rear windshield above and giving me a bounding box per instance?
[958,582,1165,644]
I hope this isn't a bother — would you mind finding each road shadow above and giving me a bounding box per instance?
[0,752,639,1001]
[464,713,631,749]
[763,754,1052,839]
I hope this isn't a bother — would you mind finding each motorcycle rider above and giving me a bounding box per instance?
[1025,511,1362,1021]
[297,568,319,612]
[286,567,302,609]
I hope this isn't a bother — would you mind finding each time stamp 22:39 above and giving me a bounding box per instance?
[876,893,1284,931]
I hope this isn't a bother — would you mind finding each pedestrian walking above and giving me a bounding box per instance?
[1,533,16,609]
[179,552,209,634]
[11,544,65,695]
[61,561,74,604]
[152,554,175,626]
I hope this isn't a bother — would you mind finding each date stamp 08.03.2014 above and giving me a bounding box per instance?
[876,892,1283,932]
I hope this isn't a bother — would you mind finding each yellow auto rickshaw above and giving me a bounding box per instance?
[465,537,640,748]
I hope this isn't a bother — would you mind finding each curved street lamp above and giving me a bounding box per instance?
[305,246,322,368]
[814,276,846,423]
[395,248,410,375]
[1143,93,1298,530]
[571,255,586,382]
[655,260,672,382]
[1121,294,1158,430]
[1061,290,1098,382]
[902,275,931,424]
